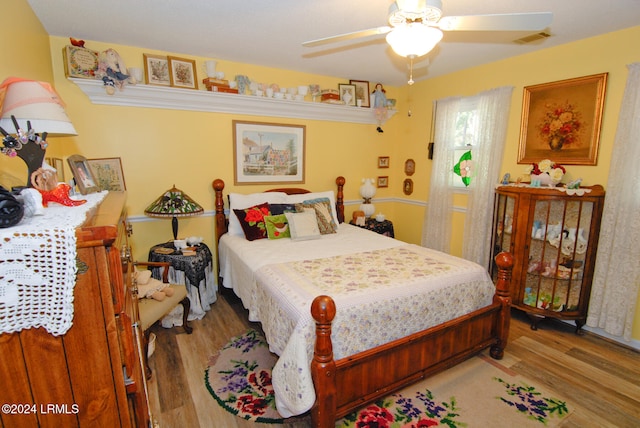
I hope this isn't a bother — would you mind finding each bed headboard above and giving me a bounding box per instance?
[212,176,345,244]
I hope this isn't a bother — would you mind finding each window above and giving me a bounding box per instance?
[423,86,513,267]
[452,98,479,188]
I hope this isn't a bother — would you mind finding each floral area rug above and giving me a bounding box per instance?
[205,330,571,426]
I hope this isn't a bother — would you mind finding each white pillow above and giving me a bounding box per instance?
[228,192,289,236]
[285,210,321,241]
[285,191,339,225]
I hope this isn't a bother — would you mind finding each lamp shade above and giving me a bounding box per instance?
[385,24,443,58]
[0,78,77,136]
[145,186,204,240]
[1,78,77,188]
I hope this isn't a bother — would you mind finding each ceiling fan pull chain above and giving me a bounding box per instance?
[408,56,415,85]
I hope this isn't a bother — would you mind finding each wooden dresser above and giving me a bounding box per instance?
[0,192,150,427]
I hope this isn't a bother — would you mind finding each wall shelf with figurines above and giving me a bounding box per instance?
[69,78,397,125]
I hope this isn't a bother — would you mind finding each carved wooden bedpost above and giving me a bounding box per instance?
[491,251,513,359]
[212,179,227,282]
[335,176,345,224]
[311,295,337,428]
[212,179,226,244]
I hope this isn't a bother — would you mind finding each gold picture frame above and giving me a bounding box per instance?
[87,157,126,191]
[233,120,306,185]
[518,73,608,165]
[143,53,170,86]
[62,45,98,79]
[67,155,99,195]
[168,56,198,89]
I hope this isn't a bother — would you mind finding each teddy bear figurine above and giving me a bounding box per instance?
[134,269,175,301]
[96,48,132,95]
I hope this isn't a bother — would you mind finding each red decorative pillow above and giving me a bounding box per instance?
[233,202,271,241]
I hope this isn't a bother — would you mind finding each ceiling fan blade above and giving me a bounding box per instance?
[438,12,552,32]
[303,26,391,47]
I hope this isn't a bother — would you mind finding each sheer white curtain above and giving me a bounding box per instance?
[587,63,640,340]
[421,96,461,254]
[463,87,513,267]
[422,87,513,268]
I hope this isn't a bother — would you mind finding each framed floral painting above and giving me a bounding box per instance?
[168,56,198,89]
[517,73,607,165]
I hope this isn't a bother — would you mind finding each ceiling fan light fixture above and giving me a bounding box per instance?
[386,24,443,58]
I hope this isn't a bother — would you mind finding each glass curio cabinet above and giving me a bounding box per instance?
[490,184,605,333]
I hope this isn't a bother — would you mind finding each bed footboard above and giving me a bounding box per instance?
[310,251,513,428]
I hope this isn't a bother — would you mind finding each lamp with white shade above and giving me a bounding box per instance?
[0,78,77,188]
[0,78,85,207]
[359,178,376,218]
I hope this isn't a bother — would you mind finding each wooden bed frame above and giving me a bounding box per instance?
[212,176,513,428]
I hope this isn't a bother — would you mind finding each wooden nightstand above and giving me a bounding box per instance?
[349,218,395,237]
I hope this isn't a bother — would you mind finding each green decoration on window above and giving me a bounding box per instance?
[453,150,473,187]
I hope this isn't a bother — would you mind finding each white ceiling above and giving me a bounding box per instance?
[27,0,640,86]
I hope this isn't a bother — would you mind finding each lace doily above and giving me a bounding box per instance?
[0,191,108,336]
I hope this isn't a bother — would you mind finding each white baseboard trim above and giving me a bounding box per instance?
[582,324,640,351]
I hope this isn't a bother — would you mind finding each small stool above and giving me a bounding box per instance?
[134,261,193,380]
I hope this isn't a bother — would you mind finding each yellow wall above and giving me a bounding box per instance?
[3,0,639,342]
[43,37,404,261]
[0,0,57,186]
[402,26,640,339]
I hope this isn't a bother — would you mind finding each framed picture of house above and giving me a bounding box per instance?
[67,155,99,195]
[233,120,306,185]
[168,56,198,89]
[143,53,170,86]
[518,73,608,165]
[87,157,126,191]
[350,80,370,107]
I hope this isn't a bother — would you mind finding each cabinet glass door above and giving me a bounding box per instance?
[523,198,594,313]
[491,193,515,273]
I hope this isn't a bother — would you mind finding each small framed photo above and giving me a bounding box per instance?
[67,155,99,195]
[403,178,414,195]
[404,158,415,176]
[143,53,170,86]
[168,56,198,89]
[377,176,389,188]
[350,80,370,107]
[338,83,356,106]
[45,157,64,181]
[378,156,390,168]
[87,157,126,191]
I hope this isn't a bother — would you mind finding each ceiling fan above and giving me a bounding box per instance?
[303,0,552,83]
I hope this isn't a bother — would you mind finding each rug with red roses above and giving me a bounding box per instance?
[205,330,572,427]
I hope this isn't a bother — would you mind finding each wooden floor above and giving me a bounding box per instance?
[146,289,640,428]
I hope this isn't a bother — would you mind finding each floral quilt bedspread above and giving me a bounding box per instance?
[252,244,495,417]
